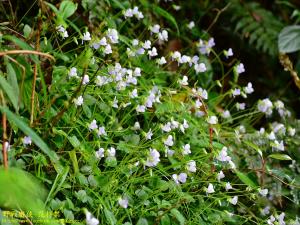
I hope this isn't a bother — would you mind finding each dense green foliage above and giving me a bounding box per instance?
[0,0,300,224]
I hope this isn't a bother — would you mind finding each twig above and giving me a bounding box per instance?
[279,53,300,90]
[0,50,55,61]
[206,3,231,32]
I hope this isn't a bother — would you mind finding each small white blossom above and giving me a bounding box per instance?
[232,88,241,97]
[225,182,233,191]
[182,144,191,155]
[206,183,215,194]
[136,105,146,113]
[259,188,268,197]
[158,30,168,42]
[23,136,32,145]
[236,63,245,74]
[69,67,78,78]
[164,135,174,146]
[224,48,233,58]
[230,196,238,205]
[145,129,153,140]
[89,120,98,130]
[133,122,140,130]
[82,31,91,41]
[107,28,119,43]
[130,89,138,98]
[194,63,207,73]
[95,148,105,159]
[236,102,246,110]
[143,40,151,49]
[86,211,99,225]
[258,98,273,116]
[97,126,107,136]
[148,47,158,57]
[187,160,196,172]
[82,74,89,85]
[207,116,218,125]
[187,21,195,29]
[74,96,84,106]
[157,57,167,65]
[179,75,188,86]
[244,82,254,94]
[104,44,112,55]
[118,197,129,208]
[172,173,187,184]
[145,148,160,167]
[107,147,116,157]
[217,171,225,181]
[217,147,231,162]
[222,110,231,119]
[273,140,284,151]
[150,24,160,34]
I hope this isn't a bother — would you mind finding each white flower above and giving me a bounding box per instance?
[158,30,168,42]
[232,88,241,97]
[288,127,296,136]
[225,182,233,191]
[23,136,32,145]
[187,21,195,29]
[230,196,238,205]
[145,148,160,167]
[224,48,233,58]
[172,173,187,184]
[222,110,231,119]
[173,5,181,10]
[194,63,207,73]
[187,160,196,172]
[217,171,225,181]
[134,67,141,77]
[118,197,129,208]
[124,8,133,18]
[107,28,119,43]
[89,120,98,130]
[162,122,172,132]
[261,206,270,216]
[236,63,245,74]
[82,74,90,85]
[97,126,107,136]
[148,47,158,57]
[82,31,91,41]
[57,25,68,38]
[164,135,174,146]
[258,98,273,115]
[112,97,118,109]
[145,129,153,140]
[267,215,276,225]
[74,96,84,106]
[207,116,218,125]
[277,212,286,225]
[206,183,215,194]
[143,40,151,49]
[136,105,146,113]
[150,24,160,34]
[95,148,105,159]
[180,55,191,65]
[217,147,231,162]
[130,89,138,98]
[69,67,78,78]
[104,44,112,55]
[244,82,254,94]
[132,39,139,46]
[182,144,191,155]
[171,51,181,62]
[273,140,284,151]
[136,47,145,55]
[107,147,116,157]
[259,188,268,197]
[236,102,246,110]
[133,122,140,130]
[157,57,167,65]
[99,37,107,46]
[86,211,99,225]
[179,76,188,86]
[3,141,10,152]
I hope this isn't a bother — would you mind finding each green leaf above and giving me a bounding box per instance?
[278,25,300,53]
[153,5,179,35]
[104,207,117,225]
[269,154,292,161]
[235,171,257,188]
[68,135,81,148]
[170,209,185,225]
[136,218,148,225]
[6,63,19,103]
[23,24,32,38]
[59,0,78,19]
[0,106,61,170]
[0,76,18,111]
